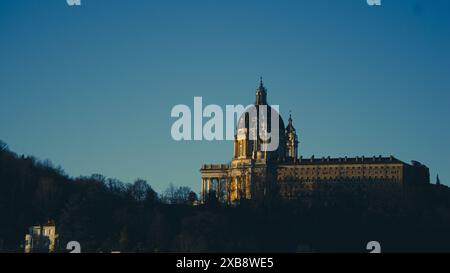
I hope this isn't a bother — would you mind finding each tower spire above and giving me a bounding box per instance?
[285,110,298,160]
[255,77,267,105]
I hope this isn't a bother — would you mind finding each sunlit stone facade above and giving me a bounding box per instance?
[24,220,58,253]
[200,80,430,204]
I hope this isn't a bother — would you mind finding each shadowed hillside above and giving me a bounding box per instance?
[1,140,450,253]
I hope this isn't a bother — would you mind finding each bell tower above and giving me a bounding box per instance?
[286,112,298,160]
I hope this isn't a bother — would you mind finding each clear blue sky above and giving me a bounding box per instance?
[1,0,449,192]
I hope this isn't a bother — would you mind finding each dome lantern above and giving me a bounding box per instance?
[255,77,267,105]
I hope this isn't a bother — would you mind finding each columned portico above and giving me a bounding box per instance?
[200,164,230,204]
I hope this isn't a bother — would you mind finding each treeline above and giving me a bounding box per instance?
[1,139,450,252]
[0,140,198,252]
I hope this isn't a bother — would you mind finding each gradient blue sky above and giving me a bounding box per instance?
[1,0,449,192]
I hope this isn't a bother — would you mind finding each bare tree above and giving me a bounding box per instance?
[129,179,152,202]
[162,184,195,204]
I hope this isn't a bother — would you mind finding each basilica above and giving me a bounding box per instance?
[200,79,430,204]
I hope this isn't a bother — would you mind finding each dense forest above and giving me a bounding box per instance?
[1,139,450,253]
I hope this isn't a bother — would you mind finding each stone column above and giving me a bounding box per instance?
[236,176,240,200]
[203,178,208,203]
[216,177,221,199]
[206,178,209,200]
[225,177,230,204]
[222,176,226,202]
[247,174,252,199]
[201,178,205,203]
[208,178,212,197]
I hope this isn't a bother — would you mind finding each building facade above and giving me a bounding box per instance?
[200,79,430,204]
[24,220,58,253]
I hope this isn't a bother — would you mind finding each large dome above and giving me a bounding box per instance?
[235,79,287,161]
